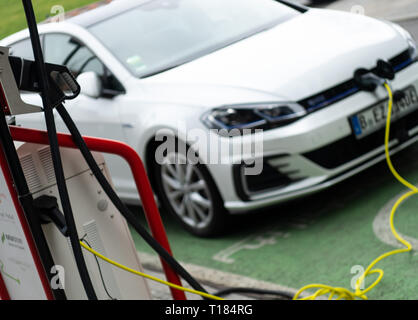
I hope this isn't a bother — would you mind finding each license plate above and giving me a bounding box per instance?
[350,86,418,139]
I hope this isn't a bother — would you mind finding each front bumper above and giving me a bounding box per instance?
[213,61,418,213]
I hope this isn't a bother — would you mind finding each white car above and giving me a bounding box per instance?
[2,0,418,236]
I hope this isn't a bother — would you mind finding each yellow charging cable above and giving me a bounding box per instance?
[79,241,223,300]
[293,82,417,300]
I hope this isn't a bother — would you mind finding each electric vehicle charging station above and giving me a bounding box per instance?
[0,0,192,301]
[0,141,153,299]
[16,143,151,300]
[0,46,192,300]
[0,45,154,299]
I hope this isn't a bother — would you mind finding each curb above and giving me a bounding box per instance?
[137,251,314,300]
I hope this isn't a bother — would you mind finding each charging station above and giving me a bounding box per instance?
[16,142,151,299]
[0,51,155,299]
[0,140,153,300]
[0,0,190,300]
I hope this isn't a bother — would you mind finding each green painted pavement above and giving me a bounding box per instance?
[130,143,418,300]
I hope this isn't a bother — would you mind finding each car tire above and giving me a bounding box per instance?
[153,143,228,237]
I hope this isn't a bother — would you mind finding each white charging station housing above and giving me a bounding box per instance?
[16,142,151,300]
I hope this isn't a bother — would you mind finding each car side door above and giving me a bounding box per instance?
[42,33,127,142]
[11,33,131,192]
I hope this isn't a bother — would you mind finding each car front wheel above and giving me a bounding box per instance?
[154,150,227,237]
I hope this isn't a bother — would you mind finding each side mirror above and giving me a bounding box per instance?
[76,71,102,99]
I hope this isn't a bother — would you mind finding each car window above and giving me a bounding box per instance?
[43,33,124,95]
[9,38,35,60]
[89,0,299,78]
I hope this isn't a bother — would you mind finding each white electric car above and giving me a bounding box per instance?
[2,0,418,236]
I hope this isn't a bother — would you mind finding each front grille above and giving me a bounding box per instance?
[298,50,414,112]
[391,50,413,72]
[303,108,418,169]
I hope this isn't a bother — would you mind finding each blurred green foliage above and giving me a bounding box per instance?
[0,0,96,40]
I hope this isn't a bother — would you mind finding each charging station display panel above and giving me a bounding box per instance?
[0,165,47,300]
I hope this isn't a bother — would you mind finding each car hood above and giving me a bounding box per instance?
[139,9,408,105]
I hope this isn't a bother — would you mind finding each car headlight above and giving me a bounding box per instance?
[202,102,307,135]
[390,22,417,60]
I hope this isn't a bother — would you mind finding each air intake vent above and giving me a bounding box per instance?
[83,220,121,299]
[38,147,56,183]
[20,154,42,191]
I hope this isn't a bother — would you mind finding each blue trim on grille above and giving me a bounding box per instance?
[307,86,359,112]
[393,58,413,72]
[305,58,415,113]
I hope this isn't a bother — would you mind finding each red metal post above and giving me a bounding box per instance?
[0,273,10,300]
[10,126,186,300]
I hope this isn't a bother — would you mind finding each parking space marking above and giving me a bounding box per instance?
[373,188,418,250]
[212,230,290,264]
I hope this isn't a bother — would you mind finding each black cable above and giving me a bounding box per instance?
[214,287,294,300]
[55,104,209,297]
[81,236,116,300]
[22,0,97,300]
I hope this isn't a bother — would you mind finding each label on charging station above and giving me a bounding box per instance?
[0,167,47,300]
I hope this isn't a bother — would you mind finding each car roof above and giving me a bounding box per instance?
[46,0,151,28]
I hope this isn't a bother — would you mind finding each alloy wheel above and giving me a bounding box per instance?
[160,152,214,230]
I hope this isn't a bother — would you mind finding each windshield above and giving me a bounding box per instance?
[88,0,299,78]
